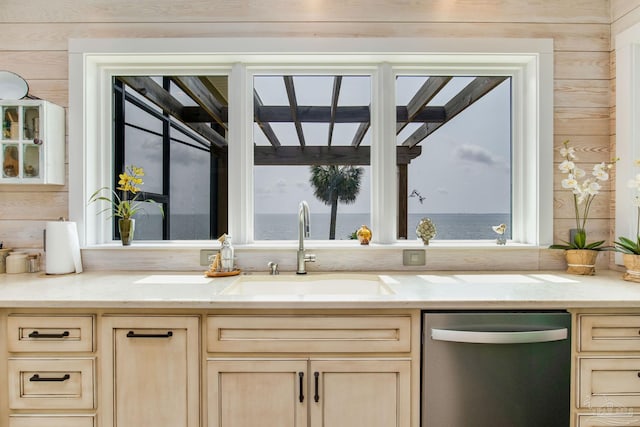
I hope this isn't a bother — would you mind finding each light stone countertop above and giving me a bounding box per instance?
[0,269,639,309]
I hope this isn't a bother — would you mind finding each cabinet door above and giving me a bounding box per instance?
[207,359,308,427]
[101,316,199,427]
[309,359,411,427]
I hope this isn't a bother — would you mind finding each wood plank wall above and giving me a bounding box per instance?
[0,0,621,263]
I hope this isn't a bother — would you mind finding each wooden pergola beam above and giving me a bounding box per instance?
[328,76,342,147]
[253,91,281,148]
[401,76,508,147]
[254,145,421,166]
[351,121,370,147]
[117,76,228,148]
[283,76,306,147]
[254,105,444,123]
[171,76,227,130]
[397,76,452,135]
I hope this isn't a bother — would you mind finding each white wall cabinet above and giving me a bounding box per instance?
[1,100,65,184]
[100,316,200,427]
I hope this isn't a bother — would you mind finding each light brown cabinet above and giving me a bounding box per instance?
[573,311,640,427]
[5,314,96,426]
[206,314,416,427]
[100,316,200,427]
[1,309,419,427]
[207,358,410,427]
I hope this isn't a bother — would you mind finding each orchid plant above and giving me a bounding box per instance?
[550,140,616,251]
[615,159,640,255]
[89,165,163,220]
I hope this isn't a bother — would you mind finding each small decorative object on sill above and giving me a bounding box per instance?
[118,218,135,246]
[565,249,599,275]
[416,217,436,245]
[219,233,235,272]
[356,225,372,245]
[549,140,618,274]
[89,165,163,246]
[492,223,507,245]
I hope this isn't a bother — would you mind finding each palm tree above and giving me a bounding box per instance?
[309,165,364,239]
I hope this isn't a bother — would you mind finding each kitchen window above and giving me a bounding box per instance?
[69,37,552,247]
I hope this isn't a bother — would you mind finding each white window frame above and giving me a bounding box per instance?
[615,23,640,265]
[68,37,553,247]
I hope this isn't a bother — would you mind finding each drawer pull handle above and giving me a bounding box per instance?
[29,374,70,382]
[314,371,320,403]
[299,372,304,403]
[126,331,173,338]
[28,330,70,339]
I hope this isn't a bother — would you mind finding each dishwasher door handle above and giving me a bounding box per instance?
[430,327,568,344]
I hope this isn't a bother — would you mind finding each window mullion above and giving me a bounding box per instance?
[371,63,397,244]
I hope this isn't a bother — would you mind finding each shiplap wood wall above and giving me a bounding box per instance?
[0,0,629,269]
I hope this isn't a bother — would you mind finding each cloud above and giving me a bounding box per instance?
[455,144,502,167]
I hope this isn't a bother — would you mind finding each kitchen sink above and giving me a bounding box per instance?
[221,273,394,296]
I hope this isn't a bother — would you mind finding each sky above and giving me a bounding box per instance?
[253,75,511,216]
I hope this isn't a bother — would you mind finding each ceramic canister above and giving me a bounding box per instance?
[6,252,27,274]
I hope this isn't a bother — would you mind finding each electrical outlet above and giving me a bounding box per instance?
[403,249,426,266]
[200,249,218,266]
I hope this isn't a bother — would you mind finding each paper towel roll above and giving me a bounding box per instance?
[45,221,83,274]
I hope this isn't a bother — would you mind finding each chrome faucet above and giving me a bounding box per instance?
[297,201,316,274]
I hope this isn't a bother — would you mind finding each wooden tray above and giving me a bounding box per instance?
[204,269,241,278]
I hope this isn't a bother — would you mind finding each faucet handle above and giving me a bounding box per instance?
[268,261,279,275]
[305,254,316,263]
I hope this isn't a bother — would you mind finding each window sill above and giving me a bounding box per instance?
[80,241,560,272]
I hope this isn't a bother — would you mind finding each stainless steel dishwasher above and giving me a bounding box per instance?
[422,311,570,427]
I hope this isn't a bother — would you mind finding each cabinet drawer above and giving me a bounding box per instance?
[10,415,95,427]
[579,315,640,352]
[577,414,640,426]
[578,358,640,409]
[207,315,411,353]
[8,358,95,410]
[7,315,94,352]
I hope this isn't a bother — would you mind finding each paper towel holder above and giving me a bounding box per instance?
[43,217,68,252]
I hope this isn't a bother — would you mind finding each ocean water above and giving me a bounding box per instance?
[255,213,511,241]
[130,212,511,241]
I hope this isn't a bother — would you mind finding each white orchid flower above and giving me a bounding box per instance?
[559,160,574,173]
[574,167,586,178]
[585,181,601,195]
[562,176,578,189]
[560,146,575,159]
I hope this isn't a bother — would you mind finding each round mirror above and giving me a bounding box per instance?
[0,71,28,100]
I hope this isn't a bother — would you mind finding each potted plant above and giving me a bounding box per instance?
[89,165,163,245]
[614,159,640,282]
[550,140,617,275]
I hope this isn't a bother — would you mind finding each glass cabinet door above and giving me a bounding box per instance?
[23,144,40,178]
[23,106,40,142]
[2,106,19,140]
[2,144,19,178]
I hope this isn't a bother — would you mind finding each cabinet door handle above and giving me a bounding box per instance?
[298,372,304,403]
[28,330,70,339]
[29,373,70,382]
[126,330,173,338]
[314,371,320,402]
